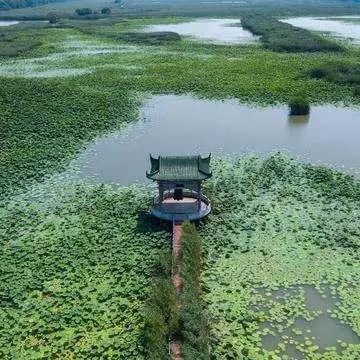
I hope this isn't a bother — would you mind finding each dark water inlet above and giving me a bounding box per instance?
[75,95,360,185]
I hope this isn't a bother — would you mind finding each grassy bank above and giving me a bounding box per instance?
[241,15,342,52]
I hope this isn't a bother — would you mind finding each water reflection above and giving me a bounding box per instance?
[146,18,258,44]
[75,95,360,185]
[288,114,310,125]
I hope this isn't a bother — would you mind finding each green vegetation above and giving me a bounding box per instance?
[200,154,360,358]
[242,15,342,52]
[101,7,111,15]
[75,8,94,16]
[2,0,360,20]
[143,250,179,360]
[0,0,65,10]
[1,19,360,198]
[2,155,360,358]
[0,77,139,198]
[142,223,210,360]
[310,62,360,96]
[1,9,360,359]
[0,183,169,358]
[117,31,181,45]
[0,23,45,57]
[47,11,60,24]
[180,223,209,359]
[289,95,310,115]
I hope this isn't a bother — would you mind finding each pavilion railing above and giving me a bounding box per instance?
[152,190,210,215]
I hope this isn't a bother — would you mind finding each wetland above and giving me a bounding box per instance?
[1,2,360,359]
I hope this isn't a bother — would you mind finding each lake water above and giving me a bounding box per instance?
[283,16,360,44]
[75,95,360,185]
[0,21,19,27]
[146,18,257,44]
[257,285,359,358]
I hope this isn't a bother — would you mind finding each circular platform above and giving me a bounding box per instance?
[150,193,211,221]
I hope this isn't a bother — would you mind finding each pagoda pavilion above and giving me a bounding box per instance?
[146,155,212,221]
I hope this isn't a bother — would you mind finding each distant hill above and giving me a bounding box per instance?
[0,0,67,10]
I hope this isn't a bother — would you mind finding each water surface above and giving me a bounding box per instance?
[283,16,360,44]
[75,95,360,185]
[0,21,18,27]
[146,18,257,44]
[258,285,359,358]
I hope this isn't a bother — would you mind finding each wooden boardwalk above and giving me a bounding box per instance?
[170,220,183,360]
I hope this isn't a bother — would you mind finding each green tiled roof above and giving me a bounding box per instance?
[146,155,212,181]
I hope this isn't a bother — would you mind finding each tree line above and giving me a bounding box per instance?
[0,0,65,10]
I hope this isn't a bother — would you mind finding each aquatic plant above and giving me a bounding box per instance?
[200,154,360,358]
[1,154,360,358]
[0,183,170,358]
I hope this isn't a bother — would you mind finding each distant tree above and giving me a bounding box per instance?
[47,12,60,24]
[75,8,93,16]
[101,7,111,15]
[354,85,360,97]
[289,96,310,116]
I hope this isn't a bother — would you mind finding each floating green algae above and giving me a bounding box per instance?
[200,154,360,359]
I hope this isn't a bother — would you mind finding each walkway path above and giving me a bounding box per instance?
[170,220,183,360]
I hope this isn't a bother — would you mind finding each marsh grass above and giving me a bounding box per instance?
[180,222,210,360]
[116,31,181,45]
[310,62,360,96]
[142,248,179,360]
[143,278,179,359]
[242,15,342,53]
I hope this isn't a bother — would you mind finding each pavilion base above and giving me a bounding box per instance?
[150,193,211,221]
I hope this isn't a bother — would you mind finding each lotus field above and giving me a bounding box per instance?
[1,7,360,359]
